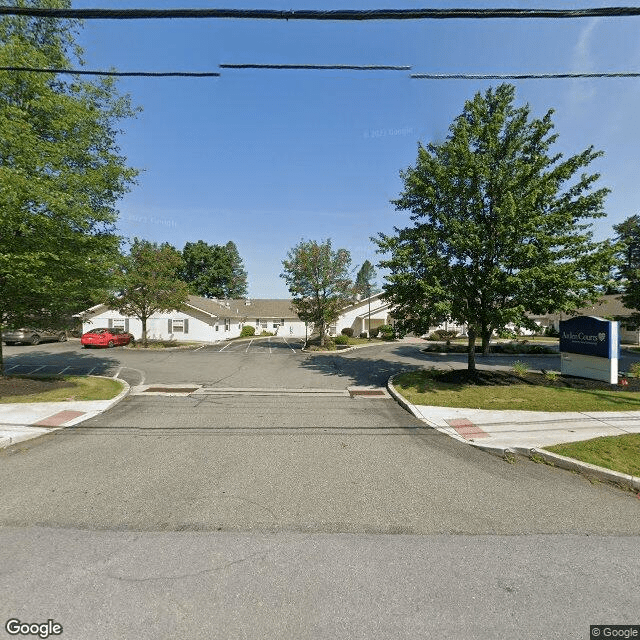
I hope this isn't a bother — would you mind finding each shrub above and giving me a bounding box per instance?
[498,329,518,340]
[260,330,274,336]
[544,370,559,382]
[511,360,529,377]
[544,325,559,337]
[369,327,380,338]
[378,324,395,340]
[432,329,458,341]
[335,334,349,345]
[240,325,255,337]
[341,327,354,337]
[630,362,640,378]
[359,332,368,339]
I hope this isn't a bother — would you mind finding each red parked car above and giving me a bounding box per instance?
[81,328,134,348]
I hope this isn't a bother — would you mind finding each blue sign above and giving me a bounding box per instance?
[559,316,619,359]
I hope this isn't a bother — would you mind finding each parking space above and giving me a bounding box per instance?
[202,337,305,354]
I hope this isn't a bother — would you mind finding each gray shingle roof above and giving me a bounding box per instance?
[184,296,299,320]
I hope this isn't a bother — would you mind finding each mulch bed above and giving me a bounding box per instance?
[0,376,75,398]
[438,369,640,392]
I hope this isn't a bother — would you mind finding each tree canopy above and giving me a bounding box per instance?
[181,240,248,299]
[375,84,612,371]
[281,239,352,346]
[354,260,380,298]
[109,239,189,346]
[613,215,640,324]
[0,0,138,372]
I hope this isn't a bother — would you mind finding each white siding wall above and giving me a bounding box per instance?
[335,300,389,336]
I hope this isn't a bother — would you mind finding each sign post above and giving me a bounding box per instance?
[559,316,619,384]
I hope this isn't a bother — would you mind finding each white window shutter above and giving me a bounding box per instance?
[168,319,172,334]
[184,318,189,334]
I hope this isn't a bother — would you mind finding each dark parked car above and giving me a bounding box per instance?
[3,328,68,345]
[81,328,134,348]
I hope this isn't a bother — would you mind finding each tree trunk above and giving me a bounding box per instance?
[467,326,477,372]
[0,327,4,377]
[481,325,491,355]
[142,316,148,347]
[319,322,325,347]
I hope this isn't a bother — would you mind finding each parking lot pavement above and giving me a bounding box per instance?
[202,337,304,354]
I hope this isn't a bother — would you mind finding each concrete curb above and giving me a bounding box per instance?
[421,349,558,358]
[386,374,640,494]
[303,341,393,355]
[386,375,469,445]
[515,447,640,492]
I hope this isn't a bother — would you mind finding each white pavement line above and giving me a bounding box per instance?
[86,367,96,375]
[246,339,254,353]
[219,342,231,352]
[59,366,71,375]
[112,366,123,379]
[5,365,19,372]
[28,366,45,374]
[269,339,272,354]
[194,345,206,351]
[282,337,296,353]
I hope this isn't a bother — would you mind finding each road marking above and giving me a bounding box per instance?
[269,339,272,354]
[5,365,19,372]
[193,345,206,351]
[28,365,45,374]
[246,339,254,353]
[86,367,96,375]
[112,366,122,379]
[219,341,231,351]
[282,337,296,353]
[59,366,71,375]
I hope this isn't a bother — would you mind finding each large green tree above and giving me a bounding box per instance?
[0,0,138,373]
[376,84,612,371]
[281,239,352,347]
[181,240,248,299]
[354,260,380,298]
[109,239,189,347]
[613,215,640,323]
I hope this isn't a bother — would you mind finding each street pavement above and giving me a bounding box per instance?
[1,339,640,639]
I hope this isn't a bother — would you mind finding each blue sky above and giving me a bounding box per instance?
[71,1,640,297]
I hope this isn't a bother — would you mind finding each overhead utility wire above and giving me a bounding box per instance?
[220,64,411,70]
[2,7,640,20]
[0,66,221,77]
[4,67,640,80]
[411,71,640,79]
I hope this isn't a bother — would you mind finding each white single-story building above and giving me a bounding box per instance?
[77,296,309,342]
[332,293,395,336]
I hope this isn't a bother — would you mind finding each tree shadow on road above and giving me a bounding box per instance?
[299,347,432,387]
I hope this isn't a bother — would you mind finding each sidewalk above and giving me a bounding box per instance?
[0,382,129,449]
[387,377,640,491]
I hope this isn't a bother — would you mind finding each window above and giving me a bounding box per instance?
[215,324,219,331]
[225,318,230,331]
[112,319,126,329]
[168,318,189,334]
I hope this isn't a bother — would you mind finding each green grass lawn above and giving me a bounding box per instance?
[0,376,124,403]
[393,370,640,412]
[545,434,640,477]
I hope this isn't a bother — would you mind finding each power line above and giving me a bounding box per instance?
[411,71,640,79]
[0,66,221,77]
[220,64,411,70]
[2,6,640,20]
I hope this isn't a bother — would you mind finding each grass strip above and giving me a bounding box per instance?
[545,434,640,477]
[393,370,640,412]
[0,376,124,403]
